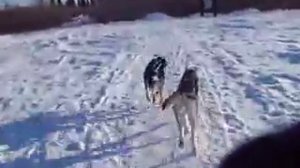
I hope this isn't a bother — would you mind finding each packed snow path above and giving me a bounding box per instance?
[0,10,300,168]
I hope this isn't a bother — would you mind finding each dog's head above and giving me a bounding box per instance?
[182,69,198,81]
[152,56,167,77]
[155,56,167,69]
[177,68,199,95]
[148,78,163,105]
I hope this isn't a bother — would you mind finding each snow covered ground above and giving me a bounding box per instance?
[0,9,300,168]
[0,0,39,9]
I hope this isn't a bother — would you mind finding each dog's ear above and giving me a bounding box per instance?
[161,101,167,110]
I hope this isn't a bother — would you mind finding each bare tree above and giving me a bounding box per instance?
[90,0,95,6]
[78,0,87,7]
[212,0,217,17]
[200,0,204,16]
[66,0,75,6]
[4,2,9,9]
[50,0,56,6]
[57,0,62,6]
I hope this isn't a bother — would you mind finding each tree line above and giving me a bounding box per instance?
[50,0,96,7]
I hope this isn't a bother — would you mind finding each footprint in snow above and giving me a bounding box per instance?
[66,142,85,151]
[224,113,244,130]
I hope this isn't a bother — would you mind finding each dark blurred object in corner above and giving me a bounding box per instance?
[219,123,300,168]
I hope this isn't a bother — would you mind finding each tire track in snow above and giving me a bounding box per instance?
[38,31,144,168]
[190,41,254,165]
[98,52,141,167]
[180,19,300,163]
[169,22,230,166]
[199,41,289,132]
[116,25,204,168]
[79,35,143,167]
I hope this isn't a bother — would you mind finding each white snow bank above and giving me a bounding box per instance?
[143,12,173,21]
[62,14,96,28]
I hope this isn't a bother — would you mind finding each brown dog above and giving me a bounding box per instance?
[162,68,199,155]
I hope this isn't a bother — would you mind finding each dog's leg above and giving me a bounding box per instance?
[145,89,150,102]
[162,92,179,110]
[173,105,184,148]
[189,114,196,156]
[186,100,197,156]
[159,81,164,105]
[144,83,151,102]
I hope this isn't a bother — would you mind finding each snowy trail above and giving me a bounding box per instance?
[0,10,300,168]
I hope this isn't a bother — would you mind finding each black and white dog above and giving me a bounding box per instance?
[143,56,167,105]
